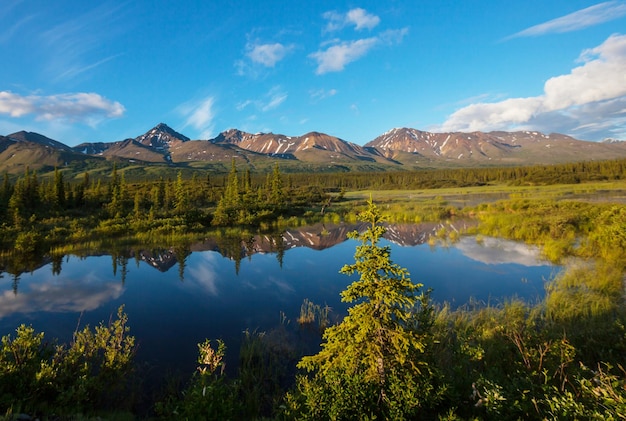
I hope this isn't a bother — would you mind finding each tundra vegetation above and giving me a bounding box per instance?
[0,158,625,419]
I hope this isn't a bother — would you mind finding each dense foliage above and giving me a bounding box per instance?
[0,306,135,418]
[0,162,332,256]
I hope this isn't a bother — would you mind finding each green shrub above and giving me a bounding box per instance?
[13,231,41,254]
[0,306,135,416]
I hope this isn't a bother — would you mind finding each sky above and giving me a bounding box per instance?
[1,0,626,146]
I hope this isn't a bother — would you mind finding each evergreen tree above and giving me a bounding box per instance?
[108,163,119,199]
[8,169,40,225]
[224,159,240,208]
[107,164,123,217]
[242,168,255,208]
[53,167,65,209]
[8,179,26,227]
[81,171,90,192]
[133,191,142,220]
[0,173,12,219]
[151,177,165,211]
[175,171,189,214]
[291,199,442,419]
[269,164,284,206]
[212,160,241,226]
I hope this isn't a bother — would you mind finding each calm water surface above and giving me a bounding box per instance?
[0,223,559,375]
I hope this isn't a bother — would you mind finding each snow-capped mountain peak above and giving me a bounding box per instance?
[135,123,189,150]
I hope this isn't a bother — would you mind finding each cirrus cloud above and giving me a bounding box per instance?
[237,86,288,113]
[438,33,626,140]
[506,1,626,39]
[178,95,216,140]
[0,91,124,125]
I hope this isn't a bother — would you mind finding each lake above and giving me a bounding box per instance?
[0,221,559,377]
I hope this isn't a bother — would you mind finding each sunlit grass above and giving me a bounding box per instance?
[297,299,331,332]
[544,261,624,322]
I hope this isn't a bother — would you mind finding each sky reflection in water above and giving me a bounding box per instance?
[0,233,558,373]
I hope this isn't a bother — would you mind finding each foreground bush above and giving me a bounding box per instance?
[0,306,135,417]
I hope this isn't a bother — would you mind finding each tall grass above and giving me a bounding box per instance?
[297,299,331,332]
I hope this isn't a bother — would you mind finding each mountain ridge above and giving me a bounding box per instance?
[2,123,626,174]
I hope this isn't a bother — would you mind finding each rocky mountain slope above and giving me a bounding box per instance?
[2,123,626,174]
[135,122,189,150]
[366,128,626,165]
[213,129,386,163]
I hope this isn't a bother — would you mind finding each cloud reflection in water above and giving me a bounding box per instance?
[0,272,124,318]
[455,237,546,267]
[186,252,221,296]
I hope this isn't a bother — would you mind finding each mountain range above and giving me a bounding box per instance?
[2,123,626,174]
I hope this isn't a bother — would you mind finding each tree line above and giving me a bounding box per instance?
[2,157,625,224]
[0,161,326,231]
[285,157,626,190]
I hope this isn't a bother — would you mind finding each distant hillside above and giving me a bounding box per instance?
[1,131,99,174]
[2,123,626,175]
[366,128,626,166]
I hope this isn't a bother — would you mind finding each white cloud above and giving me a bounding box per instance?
[179,95,215,139]
[323,8,380,32]
[309,30,407,74]
[346,8,380,30]
[311,13,407,75]
[322,11,343,32]
[439,97,543,132]
[544,35,626,109]
[507,1,626,39]
[0,91,125,125]
[438,34,626,140]
[310,37,378,74]
[246,42,294,67]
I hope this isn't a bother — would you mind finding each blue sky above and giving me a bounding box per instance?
[1,0,626,146]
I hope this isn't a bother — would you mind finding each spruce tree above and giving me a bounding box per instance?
[175,171,189,214]
[269,164,284,206]
[53,167,65,209]
[292,199,442,420]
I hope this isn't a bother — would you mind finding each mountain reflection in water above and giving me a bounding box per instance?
[0,220,558,375]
